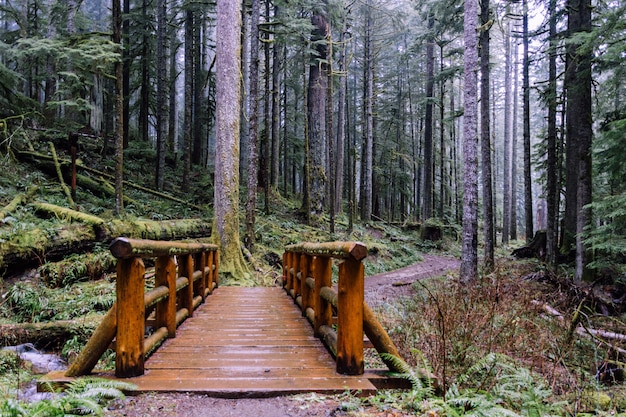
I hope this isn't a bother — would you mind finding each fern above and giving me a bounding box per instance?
[0,377,135,416]
[380,352,434,400]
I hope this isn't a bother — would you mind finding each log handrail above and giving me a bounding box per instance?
[65,237,219,378]
[283,241,405,375]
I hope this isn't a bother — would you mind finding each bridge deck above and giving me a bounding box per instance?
[46,287,381,397]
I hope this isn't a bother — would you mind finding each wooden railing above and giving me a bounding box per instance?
[65,237,219,378]
[283,241,404,376]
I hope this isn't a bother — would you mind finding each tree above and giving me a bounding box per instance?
[113,0,124,215]
[564,0,593,282]
[522,0,533,242]
[545,0,559,267]
[213,0,250,282]
[155,0,167,190]
[480,0,494,269]
[460,0,479,282]
[306,7,329,224]
[245,0,261,249]
[422,13,435,221]
[360,1,374,222]
[502,21,512,245]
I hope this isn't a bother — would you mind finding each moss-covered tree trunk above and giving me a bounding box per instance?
[213,0,250,284]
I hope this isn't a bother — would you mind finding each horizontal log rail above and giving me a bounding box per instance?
[283,241,405,375]
[65,237,219,378]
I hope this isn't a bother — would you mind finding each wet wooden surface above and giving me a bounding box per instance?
[121,287,375,397]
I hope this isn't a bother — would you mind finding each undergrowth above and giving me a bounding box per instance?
[0,377,135,416]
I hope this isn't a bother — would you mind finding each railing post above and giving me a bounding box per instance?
[179,254,194,317]
[336,257,364,375]
[312,256,332,337]
[299,254,311,314]
[206,250,215,294]
[195,252,206,300]
[213,250,220,288]
[285,251,294,293]
[116,257,146,377]
[155,256,177,338]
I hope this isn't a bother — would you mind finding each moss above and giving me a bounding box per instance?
[581,390,612,412]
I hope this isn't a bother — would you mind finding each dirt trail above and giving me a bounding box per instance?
[365,254,459,307]
[103,254,459,417]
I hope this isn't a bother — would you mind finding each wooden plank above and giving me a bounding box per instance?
[45,287,378,397]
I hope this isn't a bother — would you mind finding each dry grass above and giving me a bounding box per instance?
[378,259,601,398]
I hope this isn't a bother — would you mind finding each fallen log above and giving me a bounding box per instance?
[0,319,100,350]
[0,185,38,221]
[16,149,203,210]
[0,213,213,275]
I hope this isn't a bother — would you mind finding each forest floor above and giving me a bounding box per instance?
[102,254,460,417]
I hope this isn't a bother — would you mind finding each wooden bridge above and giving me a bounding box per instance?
[43,238,410,397]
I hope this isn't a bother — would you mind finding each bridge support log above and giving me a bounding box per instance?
[155,256,177,338]
[116,257,146,378]
[312,257,333,338]
[337,258,364,375]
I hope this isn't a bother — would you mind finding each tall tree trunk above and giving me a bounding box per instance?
[566,0,593,282]
[245,0,260,250]
[422,14,435,221]
[522,0,533,242]
[122,0,130,149]
[263,0,271,214]
[461,0,479,282]
[113,0,124,215]
[307,11,329,224]
[335,9,348,215]
[155,0,167,190]
[502,22,512,244]
[438,45,446,220]
[168,6,178,156]
[511,40,519,240]
[361,5,374,222]
[214,0,249,282]
[326,22,335,233]
[480,0,494,269]
[183,8,193,193]
[270,4,281,191]
[192,7,203,165]
[546,0,559,267]
[139,0,149,144]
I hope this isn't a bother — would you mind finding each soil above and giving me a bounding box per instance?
[103,254,460,417]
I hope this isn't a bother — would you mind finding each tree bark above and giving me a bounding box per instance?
[423,14,435,221]
[522,0,533,242]
[113,0,124,215]
[245,0,261,249]
[183,6,193,193]
[480,0,494,270]
[546,0,559,267]
[307,11,329,224]
[361,5,374,222]
[502,22,512,245]
[155,0,167,191]
[460,0,479,282]
[213,0,250,282]
[566,0,593,282]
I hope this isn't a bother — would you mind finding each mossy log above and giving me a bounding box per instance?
[0,211,213,274]
[16,150,203,210]
[0,319,99,350]
[0,186,39,221]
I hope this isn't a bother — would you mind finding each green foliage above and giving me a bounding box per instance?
[1,282,49,322]
[38,251,116,288]
[0,350,20,375]
[0,377,135,417]
[358,353,564,416]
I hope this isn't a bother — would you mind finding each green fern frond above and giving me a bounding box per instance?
[379,352,434,400]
